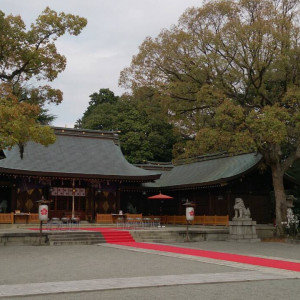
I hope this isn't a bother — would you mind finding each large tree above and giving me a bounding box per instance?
[0,8,87,151]
[120,0,300,234]
[76,88,178,163]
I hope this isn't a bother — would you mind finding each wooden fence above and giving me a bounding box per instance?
[164,215,229,226]
[0,213,14,224]
[0,213,40,224]
[96,214,114,224]
[0,213,229,226]
[96,214,229,226]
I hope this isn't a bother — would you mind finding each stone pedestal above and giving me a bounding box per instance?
[228,218,260,242]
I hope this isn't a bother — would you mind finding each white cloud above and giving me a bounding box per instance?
[1,0,203,127]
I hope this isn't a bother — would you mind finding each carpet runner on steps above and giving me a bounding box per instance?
[81,228,135,243]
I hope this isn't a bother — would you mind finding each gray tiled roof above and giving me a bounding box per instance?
[0,128,161,181]
[143,153,262,189]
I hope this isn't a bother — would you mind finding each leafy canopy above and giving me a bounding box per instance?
[0,84,55,155]
[76,88,178,163]
[120,0,300,167]
[0,8,87,150]
[120,0,300,233]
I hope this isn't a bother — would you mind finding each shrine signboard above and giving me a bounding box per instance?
[50,187,85,197]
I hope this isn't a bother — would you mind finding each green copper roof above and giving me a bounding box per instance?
[0,128,161,181]
[143,153,262,189]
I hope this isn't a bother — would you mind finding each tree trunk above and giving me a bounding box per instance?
[271,163,287,236]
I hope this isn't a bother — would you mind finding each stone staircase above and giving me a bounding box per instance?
[48,231,105,246]
[130,230,185,243]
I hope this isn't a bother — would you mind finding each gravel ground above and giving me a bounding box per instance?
[5,279,300,300]
[0,244,241,285]
[0,240,299,300]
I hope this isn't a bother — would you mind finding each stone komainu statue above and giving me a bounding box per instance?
[233,198,251,219]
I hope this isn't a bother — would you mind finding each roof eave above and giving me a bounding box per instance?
[150,158,262,190]
[0,167,161,182]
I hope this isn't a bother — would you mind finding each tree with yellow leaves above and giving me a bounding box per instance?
[0,7,87,153]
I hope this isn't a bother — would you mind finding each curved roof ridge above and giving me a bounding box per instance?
[0,130,161,181]
[144,152,263,189]
[173,152,258,166]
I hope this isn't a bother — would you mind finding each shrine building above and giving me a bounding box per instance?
[0,127,297,224]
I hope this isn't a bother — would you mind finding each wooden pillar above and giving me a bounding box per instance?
[11,184,17,212]
[226,189,231,218]
[91,188,95,220]
[208,191,212,215]
[116,189,120,212]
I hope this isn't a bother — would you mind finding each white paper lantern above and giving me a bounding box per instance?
[186,207,194,221]
[39,205,48,221]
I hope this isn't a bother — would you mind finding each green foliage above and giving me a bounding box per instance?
[0,84,56,152]
[88,88,119,107]
[0,8,87,150]
[76,88,178,163]
[120,0,300,234]
[0,7,87,85]
[120,0,300,163]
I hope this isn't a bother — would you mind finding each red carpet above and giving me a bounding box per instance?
[81,228,135,243]
[29,227,300,272]
[111,242,300,272]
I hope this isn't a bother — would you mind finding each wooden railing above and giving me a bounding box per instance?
[0,213,14,224]
[192,215,229,226]
[96,214,113,224]
[165,215,186,225]
[95,214,229,226]
[136,215,229,226]
[0,213,41,224]
[164,215,229,226]
[125,214,143,219]
[28,214,40,224]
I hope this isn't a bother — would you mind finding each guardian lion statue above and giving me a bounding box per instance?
[233,198,251,219]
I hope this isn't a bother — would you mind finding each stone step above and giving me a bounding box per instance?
[148,240,184,244]
[48,233,102,238]
[131,231,181,235]
[48,237,105,242]
[49,239,104,246]
[131,231,184,243]
[131,232,182,237]
[135,237,183,242]
[49,240,105,246]
[134,234,183,238]
[47,231,105,246]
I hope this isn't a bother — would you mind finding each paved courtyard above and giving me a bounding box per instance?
[0,241,299,299]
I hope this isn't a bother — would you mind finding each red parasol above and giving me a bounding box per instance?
[147,192,174,199]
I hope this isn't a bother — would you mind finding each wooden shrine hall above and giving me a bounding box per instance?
[0,127,161,221]
[0,127,298,225]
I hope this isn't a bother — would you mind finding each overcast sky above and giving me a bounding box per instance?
[1,0,202,127]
